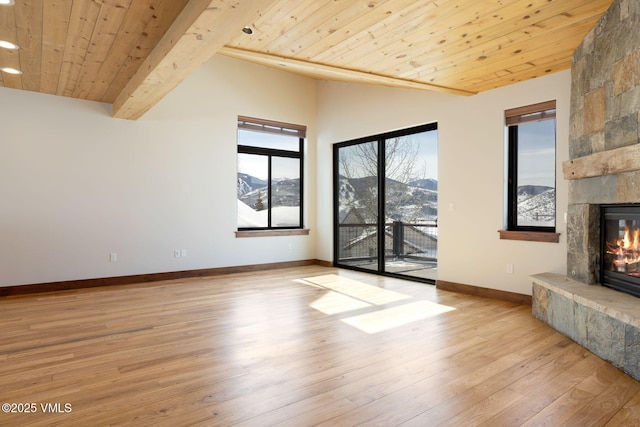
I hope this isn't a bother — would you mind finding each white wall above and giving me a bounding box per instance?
[0,55,317,287]
[316,71,570,295]
[1,52,570,295]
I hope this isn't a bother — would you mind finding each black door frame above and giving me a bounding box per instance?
[332,122,438,283]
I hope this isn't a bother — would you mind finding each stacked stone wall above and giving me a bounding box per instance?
[567,0,640,284]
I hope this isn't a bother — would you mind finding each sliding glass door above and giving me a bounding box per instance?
[334,123,438,282]
[335,141,380,272]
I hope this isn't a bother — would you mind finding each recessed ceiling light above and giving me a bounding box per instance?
[242,26,254,35]
[0,40,19,50]
[0,0,16,6]
[1,67,22,75]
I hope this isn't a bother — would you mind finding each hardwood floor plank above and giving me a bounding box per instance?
[0,265,638,426]
[397,338,587,426]
[519,362,628,426]
[563,375,640,426]
[223,307,541,424]
[606,390,640,426]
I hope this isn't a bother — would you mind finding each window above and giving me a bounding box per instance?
[505,100,556,233]
[237,116,305,230]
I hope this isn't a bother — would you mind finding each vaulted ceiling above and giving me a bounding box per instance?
[0,0,613,120]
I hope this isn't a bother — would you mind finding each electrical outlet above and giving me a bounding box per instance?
[180,249,187,257]
[110,253,118,263]
[174,250,181,258]
[506,263,514,274]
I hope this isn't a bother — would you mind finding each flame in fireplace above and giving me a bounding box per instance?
[606,225,640,272]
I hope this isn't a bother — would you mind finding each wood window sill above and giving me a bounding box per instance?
[498,230,560,243]
[235,229,310,238]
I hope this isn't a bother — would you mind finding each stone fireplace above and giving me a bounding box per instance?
[532,0,640,381]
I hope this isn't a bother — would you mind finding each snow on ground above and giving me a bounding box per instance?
[237,200,300,228]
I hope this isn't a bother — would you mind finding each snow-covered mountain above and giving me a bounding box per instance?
[239,171,552,227]
[237,173,267,196]
[408,178,438,191]
[237,173,300,209]
[517,185,553,198]
[337,175,438,223]
[517,186,555,226]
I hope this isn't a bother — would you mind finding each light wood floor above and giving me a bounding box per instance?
[1,265,640,426]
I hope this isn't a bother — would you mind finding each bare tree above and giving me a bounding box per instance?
[339,137,426,223]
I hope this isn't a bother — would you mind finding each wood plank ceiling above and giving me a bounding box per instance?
[0,0,614,120]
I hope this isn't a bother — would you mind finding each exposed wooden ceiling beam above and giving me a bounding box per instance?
[218,46,477,97]
[112,0,278,120]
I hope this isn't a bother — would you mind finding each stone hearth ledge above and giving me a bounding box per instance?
[532,273,640,328]
[531,272,640,381]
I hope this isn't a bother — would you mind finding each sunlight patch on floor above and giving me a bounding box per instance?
[298,274,455,334]
[301,274,410,305]
[309,290,372,315]
[341,300,456,334]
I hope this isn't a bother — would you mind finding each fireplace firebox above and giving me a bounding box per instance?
[601,204,640,298]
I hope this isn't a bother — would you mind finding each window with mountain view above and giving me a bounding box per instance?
[237,116,305,230]
[506,100,556,232]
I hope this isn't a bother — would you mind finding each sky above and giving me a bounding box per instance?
[237,130,301,180]
[338,129,439,181]
[239,128,438,183]
[408,129,438,181]
[239,121,552,188]
[516,119,556,188]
